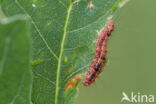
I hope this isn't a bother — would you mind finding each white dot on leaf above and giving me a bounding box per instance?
[32,4,36,8]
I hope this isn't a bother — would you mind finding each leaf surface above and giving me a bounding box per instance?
[1,0,128,104]
[0,14,32,104]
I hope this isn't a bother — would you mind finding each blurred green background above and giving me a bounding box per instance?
[76,0,156,104]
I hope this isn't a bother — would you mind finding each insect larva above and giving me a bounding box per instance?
[83,20,114,86]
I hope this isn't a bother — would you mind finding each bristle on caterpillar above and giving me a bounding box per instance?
[83,20,114,86]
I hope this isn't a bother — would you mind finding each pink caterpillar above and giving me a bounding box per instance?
[83,20,114,86]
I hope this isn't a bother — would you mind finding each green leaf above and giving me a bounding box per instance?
[1,0,128,104]
[0,14,32,104]
[0,0,3,4]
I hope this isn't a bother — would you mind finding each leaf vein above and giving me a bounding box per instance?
[67,10,110,33]
[15,0,59,60]
[34,72,55,85]
[58,0,67,8]
[0,37,11,74]
[64,64,89,82]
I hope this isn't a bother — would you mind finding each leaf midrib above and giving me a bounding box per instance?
[55,1,73,104]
